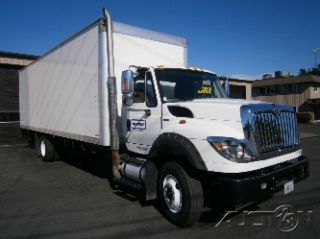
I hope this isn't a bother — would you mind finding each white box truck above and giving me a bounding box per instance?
[19,8,309,226]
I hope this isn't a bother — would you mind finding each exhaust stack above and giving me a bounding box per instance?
[103,8,121,180]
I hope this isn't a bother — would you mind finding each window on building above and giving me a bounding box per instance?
[270,86,275,95]
[252,87,258,96]
[282,85,287,94]
[283,84,292,94]
[259,87,266,95]
[252,83,302,97]
[295,84,300,93]
[265,86,270,95]
[315,86,319,92]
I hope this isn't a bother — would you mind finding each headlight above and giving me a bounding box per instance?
[207,137,256,162]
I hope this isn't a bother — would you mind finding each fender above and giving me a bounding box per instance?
[148,133,207,171]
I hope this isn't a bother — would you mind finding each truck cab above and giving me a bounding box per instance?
[124,66,226,154]
[120,65,309,226]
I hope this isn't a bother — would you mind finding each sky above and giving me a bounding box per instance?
[0,0,319,79]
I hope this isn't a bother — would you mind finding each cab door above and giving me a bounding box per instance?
[126,69,161,155]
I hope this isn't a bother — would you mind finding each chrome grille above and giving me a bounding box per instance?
[252,111,300,154]
[241,104,300,158]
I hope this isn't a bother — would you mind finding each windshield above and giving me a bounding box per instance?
[155,69,227,102]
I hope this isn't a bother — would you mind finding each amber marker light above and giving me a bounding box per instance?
[211,142,223,151]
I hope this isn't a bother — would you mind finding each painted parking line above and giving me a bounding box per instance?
[0,144,27,148]
[0,121,20,124]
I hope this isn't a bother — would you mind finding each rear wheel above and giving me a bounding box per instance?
[38,135,56,162]
[158,162,203,227]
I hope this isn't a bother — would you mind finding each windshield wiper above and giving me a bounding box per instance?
[179,98,194,101]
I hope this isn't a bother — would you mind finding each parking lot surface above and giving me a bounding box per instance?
[0,123,319,238]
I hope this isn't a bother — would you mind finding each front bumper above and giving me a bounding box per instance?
[206,156,309,204]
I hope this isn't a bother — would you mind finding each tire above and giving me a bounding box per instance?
[158,162,204,227]
[39,135,56,162]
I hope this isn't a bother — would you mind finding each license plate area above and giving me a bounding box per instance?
[284,180,294,195]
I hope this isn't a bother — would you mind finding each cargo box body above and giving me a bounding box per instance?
[19,19,187,146]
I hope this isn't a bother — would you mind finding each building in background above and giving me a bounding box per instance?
[252,74,320,120]
[219,77,253,100]
[0,51,37,121]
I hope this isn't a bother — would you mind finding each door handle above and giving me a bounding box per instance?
[144,109,151,116]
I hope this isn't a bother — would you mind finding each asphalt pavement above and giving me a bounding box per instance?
[0,123,319,239]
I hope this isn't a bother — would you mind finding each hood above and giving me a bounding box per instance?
[166,98,265,122]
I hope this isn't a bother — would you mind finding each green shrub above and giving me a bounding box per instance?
[296,112,314,123]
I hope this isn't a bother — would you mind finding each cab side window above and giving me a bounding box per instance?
[133,71,145,103]
[133,70,157,107]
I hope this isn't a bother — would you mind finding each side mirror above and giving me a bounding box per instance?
[121,70,134,106]
[121,70,134,94]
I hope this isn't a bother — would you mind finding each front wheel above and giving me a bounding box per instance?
[158,162,204,227]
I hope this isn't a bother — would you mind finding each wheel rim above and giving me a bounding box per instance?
[162,175,182,214]
[40,140,46,157]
